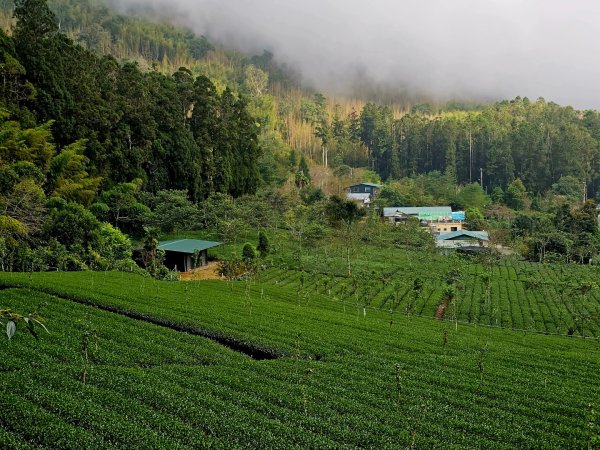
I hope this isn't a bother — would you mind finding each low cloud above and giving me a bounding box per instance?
[115,0,600,109]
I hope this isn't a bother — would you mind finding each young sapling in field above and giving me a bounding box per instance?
[586,403,599,450]
[79,314,98,385]
[1,308,48,340]
[405,277,423,316]
[394,364,403,404]
[449,286,458,331]
[477,343,489,383]
[301,367,314,415]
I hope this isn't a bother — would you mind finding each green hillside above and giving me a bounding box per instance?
[6,0,600,197]
[1,3,600,447]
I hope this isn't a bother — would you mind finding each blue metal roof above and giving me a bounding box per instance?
[451,211,465,221]
[158,239,222,254]
[436,230,489,241]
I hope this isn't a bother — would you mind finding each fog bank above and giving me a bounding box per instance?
[116,0,600,109]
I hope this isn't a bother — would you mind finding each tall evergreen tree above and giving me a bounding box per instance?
[14,0,58,45]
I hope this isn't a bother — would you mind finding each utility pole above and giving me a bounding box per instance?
[583,182,587,203]
[469,129,473,183]
[480,168,483,189]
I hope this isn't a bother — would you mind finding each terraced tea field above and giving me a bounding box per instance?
[1,270,599,448]
[259,257,600,338]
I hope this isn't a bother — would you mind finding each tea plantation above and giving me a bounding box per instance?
[261,261,600,337]
[0,269,599,448]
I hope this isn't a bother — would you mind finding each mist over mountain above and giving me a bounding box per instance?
[111,0,600,109]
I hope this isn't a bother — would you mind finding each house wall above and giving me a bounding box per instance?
[350,184,378,194]
[436,239,487,249]
[389,215,416,224]
[388,217,463,234]
[430,222,463,234]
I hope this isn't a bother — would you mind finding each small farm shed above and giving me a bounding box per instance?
[158,239,222,272]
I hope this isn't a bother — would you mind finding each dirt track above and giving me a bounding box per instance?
[435,298,450,319]
[179,262,223,281]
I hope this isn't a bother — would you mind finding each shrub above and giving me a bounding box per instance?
[257,232,270,257]
[242,243,257,261]
[97,223,132,262]
[217,258,248,279]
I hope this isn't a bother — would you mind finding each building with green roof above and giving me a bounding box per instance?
[158,239,222,272]
[383,206,453,221]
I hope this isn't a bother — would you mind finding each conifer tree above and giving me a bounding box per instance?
[299,156,310,181]
[14,0,58,44]
[257,231,270,257]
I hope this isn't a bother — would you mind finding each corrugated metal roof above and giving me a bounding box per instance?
[383,206,452,218]
[158,239,222,254]
[436,230,489,241]
[348,182,382,188]
[451,211,465,221]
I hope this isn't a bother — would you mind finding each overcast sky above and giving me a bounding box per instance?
[117,0,600,109]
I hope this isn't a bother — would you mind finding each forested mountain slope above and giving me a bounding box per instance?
[4,0,600,198]
[1,0,262,199]
[1,0,600,273]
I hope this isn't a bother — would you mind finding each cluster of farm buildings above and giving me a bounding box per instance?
[156,182,490,274]
[347,182,489,251]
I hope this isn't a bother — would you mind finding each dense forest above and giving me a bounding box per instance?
[354,100,600,196]
[1,0,600,273]
[3,0,262,199]
[7,0,599,198]
[0,0,215,67]
[2,3,600,447]
[0,0,266,271]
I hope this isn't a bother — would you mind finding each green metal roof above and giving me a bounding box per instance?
[383,206,452,220]
[158,239,222,254]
